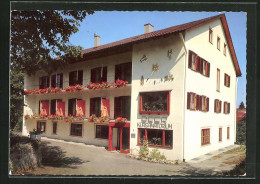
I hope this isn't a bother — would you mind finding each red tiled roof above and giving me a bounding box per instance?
[77,14,241,76]
[236,108,246,122]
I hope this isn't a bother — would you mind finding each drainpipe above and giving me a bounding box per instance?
[179,32,187,162]
[234,77,239,143]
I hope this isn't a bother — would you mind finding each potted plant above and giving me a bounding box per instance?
[29,128,42,140]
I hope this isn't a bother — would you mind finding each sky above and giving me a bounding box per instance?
[69,11,247,108]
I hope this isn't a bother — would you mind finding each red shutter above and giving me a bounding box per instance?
[114,97,120,119]
[207,98,209,112]
[228,103,230,113]
[207,62,210,77]
[200,96,203,111]
[76,100,85,116]
[228,76,230,87]
[78,70,83,85]
[101,99,110,117]
[220,101,222,113]
[188,51,192,69]
[196,95,200,110]
[187,92,190,109]
[51,75,56,88]
[40,101,49,116]
[195,56,199,71]
[214,99,217,112]
[56,101,65,116]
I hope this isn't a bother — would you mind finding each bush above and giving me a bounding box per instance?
[148,148,166,161]
[236,119,246,145]
[139,138,149,159]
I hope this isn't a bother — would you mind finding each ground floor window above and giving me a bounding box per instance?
[37,121,46,133]
[201,128,210,145]
[138,128,173,148]
[53,122,57,134]
[227,127,230,139]
[70,123,83,137]
[96,125,109,139]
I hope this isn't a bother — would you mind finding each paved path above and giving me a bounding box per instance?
[28,137,244,176]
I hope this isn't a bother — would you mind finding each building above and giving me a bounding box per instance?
[22,14,242,162]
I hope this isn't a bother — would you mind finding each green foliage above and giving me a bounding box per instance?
[148,148,166,161]
[239,101,245,109]
[139,138,149,159]
[10,10,94,130]
[236,119,246,145]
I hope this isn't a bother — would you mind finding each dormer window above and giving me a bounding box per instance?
[209,28,213,44]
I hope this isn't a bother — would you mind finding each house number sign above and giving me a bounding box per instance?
[137,116,173,129]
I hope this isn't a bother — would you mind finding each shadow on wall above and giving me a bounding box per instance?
[40,141,88,168]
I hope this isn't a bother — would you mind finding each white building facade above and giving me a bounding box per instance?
[22,14,241,162]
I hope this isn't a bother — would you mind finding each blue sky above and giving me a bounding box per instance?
[69,11,247,108]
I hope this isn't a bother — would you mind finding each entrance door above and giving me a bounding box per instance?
[120,127,130,153]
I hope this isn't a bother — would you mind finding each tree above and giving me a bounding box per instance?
[10,10,94,130]
[239,101,245,109]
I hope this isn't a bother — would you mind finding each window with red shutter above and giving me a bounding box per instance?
[207,62,210,77]
[90,98,101,117]
[196,95,200,110]
[206,98,209,111]
[188,51,192,69]
[228,103,230,113]
[187,92,190,109]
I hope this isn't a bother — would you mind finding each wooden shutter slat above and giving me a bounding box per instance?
[187,92,190,109]
[214,99,217,112]
[200,96,203,111]
[195,56,199,72]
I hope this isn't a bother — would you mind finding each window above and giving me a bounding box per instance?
[51,73,63,88]
[224,73,230,87]
[39,76,49,89]
[50,99,62,115]
[69,70,83,86]
[227,127,230,139]
[96,125,109,139]
[68,98,80,116]
[115,62,132,84]
[217,36,220,50]
[214,99,222,113]
[224,102,230,114]
[37,121,46,133]
[209,28,213,43]
[223,43,227,56]
[217,69,220,92]
[70,123,83,136]
[139,91,170,115]
[187,93,209,112]
[188,51,210,77]
[38,100,49,115]
[114,96,131,120]
[90,97,101,117]
[138,128,173,148]
[53,122,57,134]
[91,67,107,83]
[201,128,210,145]
[219,128,222,142]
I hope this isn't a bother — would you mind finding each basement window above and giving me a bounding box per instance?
[96,125,109,139]
[70,123,83,137]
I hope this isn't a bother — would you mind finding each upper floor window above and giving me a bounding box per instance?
[214,99,222,113]
[69,70,83,86]
[201,128,210,145]
[224,73,230,87]
[223,43,227,56]
[91,67,107,83]
[187,92,209,112]
[209,28,213,44]
[115,62,132,84]
[217,69,220,92]
[224,102,230,114]
[90,97,101,117]
[39,76,49,89]
[50,99,62,115]
[217,36,220,50]
[51,73,63,89]
[139,91,170,115]
[114,96,131,120]
[39,100,49,116]
[188,51,210,77]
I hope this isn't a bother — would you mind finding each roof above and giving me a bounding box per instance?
[77,14,241,76]
[236,108,246,122]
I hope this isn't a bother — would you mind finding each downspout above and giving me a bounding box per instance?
[179,32,187,162]
[234,77,239,143]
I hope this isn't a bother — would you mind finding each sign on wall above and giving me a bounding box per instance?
[137,116,173,129]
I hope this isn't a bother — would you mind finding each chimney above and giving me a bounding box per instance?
[144,23,154,34]
[94,33,100,47]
